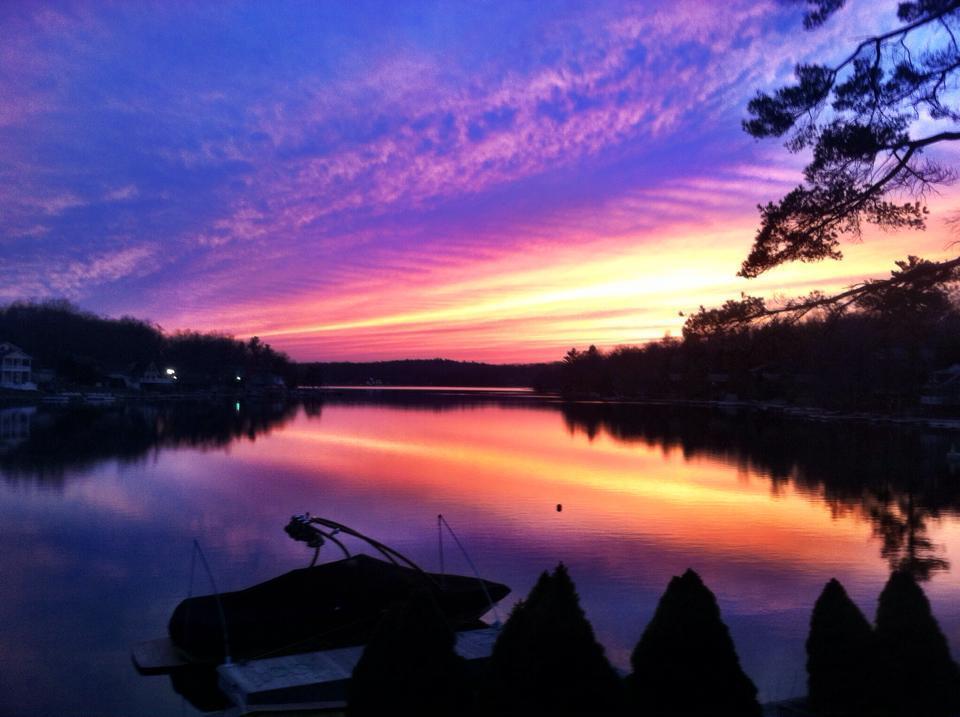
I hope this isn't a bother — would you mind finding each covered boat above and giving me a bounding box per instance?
[159,515,510,666]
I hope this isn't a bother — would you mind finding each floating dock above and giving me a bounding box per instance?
[217,626,499,714]
[131,637,192,674]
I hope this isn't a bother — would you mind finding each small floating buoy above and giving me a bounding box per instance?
[556,503,562,512]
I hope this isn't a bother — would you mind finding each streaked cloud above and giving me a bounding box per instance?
[1,0,947,361]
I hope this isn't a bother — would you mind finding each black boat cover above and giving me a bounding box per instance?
[168,554,509,662]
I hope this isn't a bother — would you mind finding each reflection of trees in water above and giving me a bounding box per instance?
[866,490,949,582]
[4,393,955,579]
[0,399,314,484]
[319,394,956,581]
[560,402,957,580]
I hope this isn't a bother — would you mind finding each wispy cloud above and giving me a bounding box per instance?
[1,0,941,360]
[1,244,159,302]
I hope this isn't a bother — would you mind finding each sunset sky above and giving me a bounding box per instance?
[4,0,960,362]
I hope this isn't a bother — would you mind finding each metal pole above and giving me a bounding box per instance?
[193,539,232,664]
[439,515,500,625]
[437,514,446,587]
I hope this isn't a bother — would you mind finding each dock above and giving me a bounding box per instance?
[217,626,500,714]
[131,637,192,674]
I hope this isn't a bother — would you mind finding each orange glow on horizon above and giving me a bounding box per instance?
[170,192,960,363]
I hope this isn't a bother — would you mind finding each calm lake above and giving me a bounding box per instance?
[2,389,960,715]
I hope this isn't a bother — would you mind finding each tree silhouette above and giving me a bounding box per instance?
[560,345,612,396]
[0,300,295,387]
[685,0,960,334]
[482,563,623,714]
[628,569,760,716]
[744,0,960,273]
[875,570,960,715]
[348,589,470,715]
[683,256,960,336]
[867,487,949,581]
[806,578,881,715]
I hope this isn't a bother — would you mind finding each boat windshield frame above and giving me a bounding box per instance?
[285,514,430,577]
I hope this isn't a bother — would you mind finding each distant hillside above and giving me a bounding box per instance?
[296,358,559,388]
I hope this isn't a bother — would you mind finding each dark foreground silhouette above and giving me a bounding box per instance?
[346,566,959,716]
[628,569,760,716]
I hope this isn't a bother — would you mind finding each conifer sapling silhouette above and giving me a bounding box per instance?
[629,568,760,716]
[875,570,960,715]
[348,589,470,715]
[806,578,879,715]
[483,563,623,714]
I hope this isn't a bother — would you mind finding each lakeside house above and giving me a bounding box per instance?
[0,342,36,391]
[137,362,176,391]
[107,361,176,391]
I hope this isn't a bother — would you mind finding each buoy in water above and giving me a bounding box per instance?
[556,503,562,512]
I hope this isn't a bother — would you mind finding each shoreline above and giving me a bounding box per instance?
[4,385,960,432]
[309,385,960,430]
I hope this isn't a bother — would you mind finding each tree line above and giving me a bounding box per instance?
[543,282,960,412]
[348,564,959,716]
[0,300,294,389]
[0,301,559,391]
[301,358,552,388]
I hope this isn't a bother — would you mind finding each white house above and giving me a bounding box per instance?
[138,362,175,390]
[0,342,36,391]
[108,362,175,391]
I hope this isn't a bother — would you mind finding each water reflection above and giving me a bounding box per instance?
[0,406,34,453]
[0,399,310,484]
[4,395,957,580]
[2,392,960,714]
[560,402,959,581]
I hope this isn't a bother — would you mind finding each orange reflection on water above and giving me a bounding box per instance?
[233,403,881,577]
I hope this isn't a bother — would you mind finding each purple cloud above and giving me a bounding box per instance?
[1,0,929,360]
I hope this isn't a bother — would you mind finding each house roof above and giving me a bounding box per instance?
[0,342,30,359]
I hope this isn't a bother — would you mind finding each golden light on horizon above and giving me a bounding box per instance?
[207,209,960,363]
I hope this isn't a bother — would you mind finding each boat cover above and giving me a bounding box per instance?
[168,553,509,662]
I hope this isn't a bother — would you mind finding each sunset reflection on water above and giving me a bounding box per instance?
[1,395,959,713]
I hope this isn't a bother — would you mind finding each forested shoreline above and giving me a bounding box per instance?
[298,358,551,388]
[7,299,960,417]
[0,302,551,392]
[539,294,960,413]
[0,300,295,390]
